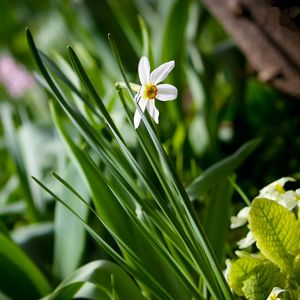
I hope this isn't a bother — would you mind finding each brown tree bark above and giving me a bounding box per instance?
[202,0,300,100]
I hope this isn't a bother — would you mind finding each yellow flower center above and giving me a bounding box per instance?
[270,294,276,300]
[144,84,157,100]
[275,184,285,194]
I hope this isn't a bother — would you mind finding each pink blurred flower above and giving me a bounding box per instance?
[0,54,35,99]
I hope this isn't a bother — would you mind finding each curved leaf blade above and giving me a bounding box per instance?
[187,139,260,199]
[0,231,51,299]
[44,260,145,300]
[53,163,89,280]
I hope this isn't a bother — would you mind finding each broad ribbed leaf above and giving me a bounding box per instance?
[242,262,286,300]
[229,256,262,296]
[293,254,300,283]
[249,198,300,273]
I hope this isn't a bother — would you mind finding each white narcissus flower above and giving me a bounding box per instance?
[266,287,286,300]
[133,56,178,129]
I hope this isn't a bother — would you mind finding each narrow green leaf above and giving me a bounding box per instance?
[161,0,190,61]
[39,50,83,101]
[111,36,233,300]
[204,178,233,264]
[11,222,53,276]
[64,43,206,299]
[106,0,142,55]
[52,171,204,300]
[138,15,151,59]
[0,104,40,221]
[249,198,300,273]
[228,176,250,206]
[73,282,111,299]
[67,46,123,142]
[32,176,173,300]
[53,163,89,280]
[50,101,191,300]
[0,231,51,299]
[28,28,140,210]
[187,138,260,199]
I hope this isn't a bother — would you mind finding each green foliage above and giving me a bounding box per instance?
[229,256,262,296]
[0,231,51,299]
[24,24,243,299]
[229,256,286,299]
[52,164,89,281]
[229,198,300,299]
[1,0,299,299]
[43,260,146,300]
[187,138,260,199]
[242,262,286,300]
[1,105,40,221]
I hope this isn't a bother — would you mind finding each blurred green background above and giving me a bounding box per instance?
[2,0,299,194]
[0,0,300,298]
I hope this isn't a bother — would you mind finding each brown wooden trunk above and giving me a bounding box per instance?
[202,0,300,99]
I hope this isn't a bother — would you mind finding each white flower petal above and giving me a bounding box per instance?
[279,190,298,210]
[138,56,150,86]
[230,217,247,229]
[230,206,251,229]
[147,100,159,124]
[134,98,147,129]
[237,206,251,218]
[150,60,175,84]
[267,287,286,300]
[259,177,295,196]
[237,231,256,249]
[156,84,178,101]
[223,259,231,283]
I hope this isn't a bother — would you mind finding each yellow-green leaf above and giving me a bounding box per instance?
[242,262,286,300]
[229,256,262,296]
[249,198,300,273]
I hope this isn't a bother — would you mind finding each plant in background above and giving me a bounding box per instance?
[17,17,260,297]
[0,54,36,99]
[26,25,237,299]
[228,178,300,299]
[5,1,300,299]
[0,2,262,298]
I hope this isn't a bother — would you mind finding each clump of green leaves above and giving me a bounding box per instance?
[228,179,300,299]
